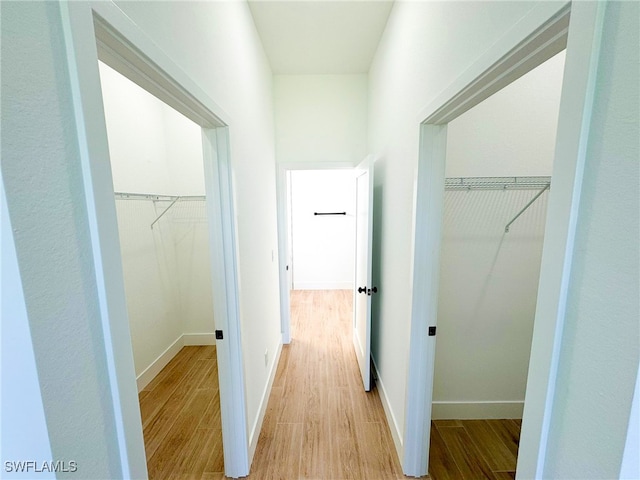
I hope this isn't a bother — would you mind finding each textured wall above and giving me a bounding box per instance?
[543,2,639,477]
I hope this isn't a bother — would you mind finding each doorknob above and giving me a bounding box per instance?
[367,286,378,296]
[357,286,367,294]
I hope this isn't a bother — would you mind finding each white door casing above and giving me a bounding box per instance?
[353,156,375,392]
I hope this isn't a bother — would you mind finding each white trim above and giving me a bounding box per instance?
[518,3,607,478]
[136,336,184,392]
[293,282,353,291]
[431,401,524,420]
[202,128,250,477]
[276,161,356,345]
[417,2,570,125]
[404,2,606,478]
[90,1,230,127]
[248,341,283,464]
[372,358,403,464]
[61,2,250,477]
[182,333,217,346]
[59,4,146,478]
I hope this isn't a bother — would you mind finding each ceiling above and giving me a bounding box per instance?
[248,1,394,75]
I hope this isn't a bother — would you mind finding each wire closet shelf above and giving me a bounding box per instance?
[443,176,551,233]
[114,192,206,229]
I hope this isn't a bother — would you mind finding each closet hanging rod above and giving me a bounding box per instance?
[504,184,550,233]
[445,176,551,190]
[114,192,205,201]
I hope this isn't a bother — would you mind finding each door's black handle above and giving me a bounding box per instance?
[358,286,367,294]
[367,287,378,296]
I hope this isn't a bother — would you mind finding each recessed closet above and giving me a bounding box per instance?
[432,51,566,420]
[99,61,224,478]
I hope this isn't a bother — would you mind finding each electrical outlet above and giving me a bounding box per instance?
[264,349,269,367]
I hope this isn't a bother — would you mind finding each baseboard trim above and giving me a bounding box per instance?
[293,282,353,290]
[372,357,403,462]
[136,333,217,392]
[248,339,283,463]
[183,333,216,345]
[136,336,184,392]
[431,400,524,419]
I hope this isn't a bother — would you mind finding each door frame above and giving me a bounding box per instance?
[403,1,607,477]
[276,161,356,344]
[60,2,250,477]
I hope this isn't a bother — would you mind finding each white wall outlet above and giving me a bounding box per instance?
[264,349,269,367]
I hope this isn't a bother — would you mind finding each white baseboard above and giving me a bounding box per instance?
[248,339,283,463]
[136,333,216,392]
[371,357,403,463]
[136,336,183,392]
[293,282,353,290]
[183,333,216,345]
[431,401,524,419]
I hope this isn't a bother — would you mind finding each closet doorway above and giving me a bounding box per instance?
[427,50,565,478]
[98,61,224,479]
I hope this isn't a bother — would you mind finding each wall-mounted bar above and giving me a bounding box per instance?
[314,212,346,216]
[504,184,550,233]
[445,176,551,190]
[114,192,206,229]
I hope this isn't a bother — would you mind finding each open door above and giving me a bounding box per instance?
[353,156,375,391]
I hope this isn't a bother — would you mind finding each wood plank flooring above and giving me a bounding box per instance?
[139,290,522,480]
[139,345,224,480]
[248,290,404,479]
[428,419,521,480]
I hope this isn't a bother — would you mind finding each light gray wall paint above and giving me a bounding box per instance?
[1,2,122,477]
[543,2,639,477]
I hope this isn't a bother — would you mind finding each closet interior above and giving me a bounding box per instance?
[99,61,224,479]
[427,51,566,477]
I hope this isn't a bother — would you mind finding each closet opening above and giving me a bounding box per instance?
[427,48,566,477]
[98,61,224,479]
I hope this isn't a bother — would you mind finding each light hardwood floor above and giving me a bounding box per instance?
[428,419,521,480]
[248,289,403,479]
[139,345,224,480]
[139,290,521,480]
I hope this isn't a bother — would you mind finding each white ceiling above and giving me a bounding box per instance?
[248,1,394,75]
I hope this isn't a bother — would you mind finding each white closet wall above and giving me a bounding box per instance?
[433,52,565,419]
[99,62,214,385]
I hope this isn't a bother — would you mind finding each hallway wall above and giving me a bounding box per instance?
[274,74,368,165]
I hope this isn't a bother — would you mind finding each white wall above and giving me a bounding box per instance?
[368,0,543,444]
[434,188,549,418]
[542,2,639,477]
[112,0,282,448]
[1,177,55,479]
[446,51,565,177]
[3,0,279,471]
[290,170,355,290]
[274,74,368,165]
[100,61,214,382]
[432,52,564,419]
[2,3,124,476]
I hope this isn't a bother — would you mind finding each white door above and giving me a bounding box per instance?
[353,157,375,391]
